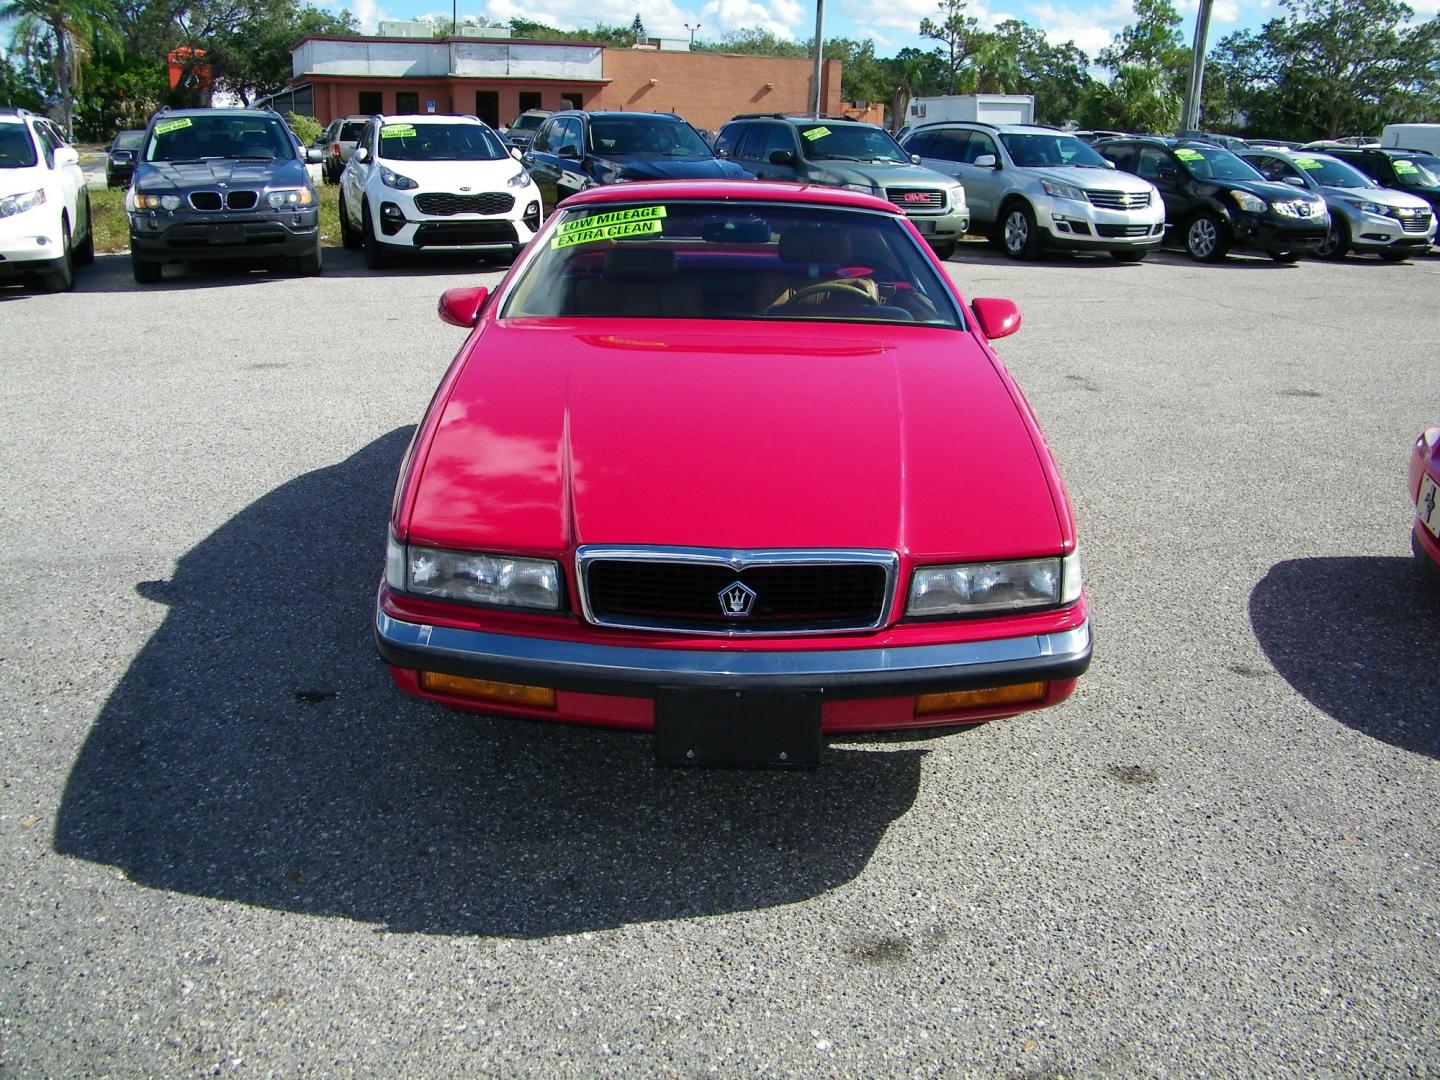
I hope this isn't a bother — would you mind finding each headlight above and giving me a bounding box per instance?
[907,551,1081,617]
[128,191,168,211]
[1344,199,1387,216]
[160,195,181,210]
[266,187,315,208]
[380,167,418,190]
[1040,179,1087,202]
[840,183,874,195]
[507,170,532,188]
[391,537,562,610]
[1231,190,1267,213]
[0,188,47,217]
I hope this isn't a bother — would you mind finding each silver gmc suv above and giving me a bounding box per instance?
[902,121,1165,261]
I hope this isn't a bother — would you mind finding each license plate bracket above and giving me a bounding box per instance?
[1420,475,1440,539]
[655,688,821,768]
[209,223,245,245]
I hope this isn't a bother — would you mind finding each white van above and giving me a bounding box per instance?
[1382,124,1440,156]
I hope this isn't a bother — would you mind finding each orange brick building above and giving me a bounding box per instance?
[279,35,842,133]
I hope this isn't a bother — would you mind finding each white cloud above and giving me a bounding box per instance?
[348,0,390,32]
[697,0,807,38]
[1026,0,1130,54]
[1176,0,1238,24]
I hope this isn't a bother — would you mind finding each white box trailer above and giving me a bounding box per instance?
[1382,123,1440,156]
[906,94,1036,126]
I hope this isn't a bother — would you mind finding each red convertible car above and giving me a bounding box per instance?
[1412,424,1440,577]
[376,181,1091,766]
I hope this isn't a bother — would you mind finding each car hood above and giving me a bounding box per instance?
[406,321,1062,561]
[135,158,310,191]
[597,156,748,181]
[1223,176,1325,206]
[1028,165,1152,193]
[0,164,45,198]
[372,156,525,187]
[819,161,960,190]
[1322,184,1431,210]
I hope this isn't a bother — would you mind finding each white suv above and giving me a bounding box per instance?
[338,114,541,267]
[0,109,94,291]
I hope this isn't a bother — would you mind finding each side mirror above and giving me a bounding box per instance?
[768,149,795,166]
[1282,175,1305,187]
[54,146,79,167]
[971,297,1021,340]
[510,147,523,160]
[558,145,579,159]
[353,147,370,163]
[973,153,999,169]
[910,153,921,165]
[1104,159,1116,169]
[305,147,324,163]
[438,286,490,328]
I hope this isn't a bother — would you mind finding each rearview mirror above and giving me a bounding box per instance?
[971,297,1021,340]
[438,286,490,328]
[910,153,921,164]
[768,149,795,166]
[973,153,998,169]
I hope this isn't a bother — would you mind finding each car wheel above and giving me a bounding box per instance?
[1184,212,1228,262]
[339,194,361,250]
[131,250,162,284]
[36,218,75,293]
[1001,203,1041,260]
[74,194,95,266]
[1110,249,1147,263]
[1316,218,1349,259]
[362,203,390,269]
[930,241,957,261]
[290,233,323,276]
[1379,249,1411,262]
[1269,249,1301,263]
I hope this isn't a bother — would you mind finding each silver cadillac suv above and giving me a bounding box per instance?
[902,121,1165,261]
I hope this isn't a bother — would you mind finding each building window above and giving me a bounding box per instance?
[475,91,499,127]
[358,90,382,114]
[396,91,420,114]
[560,92,581,110]
[519,91,542,112]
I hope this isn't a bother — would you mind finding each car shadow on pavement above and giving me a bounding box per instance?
[54,428,922,937]
[1249,555,1440,758]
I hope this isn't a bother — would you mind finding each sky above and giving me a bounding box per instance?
[336,0,1276,60]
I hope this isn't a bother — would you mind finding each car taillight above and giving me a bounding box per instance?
[331,143,341,158]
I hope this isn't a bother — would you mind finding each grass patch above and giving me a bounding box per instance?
[85,183,345,255]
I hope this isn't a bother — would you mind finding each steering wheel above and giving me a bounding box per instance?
[774,280,881,309]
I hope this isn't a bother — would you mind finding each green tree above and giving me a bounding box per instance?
[206,1,357,104]
[0,48,52,110]
[1097,0,1186,72]
[1081,64,1182,132]
[919,0,980,95]
[973,19,1094,124]
[0,0,120,135]
[693,28,808,57]
[629,13,644,44]
[72,42,167,137]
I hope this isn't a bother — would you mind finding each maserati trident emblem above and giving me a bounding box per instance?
[719,581,757,617]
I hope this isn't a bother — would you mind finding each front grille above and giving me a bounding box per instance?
[415,192,515,216]
[581,550,895,633]
[413,221,518,247]
[188,191,222,211]
[226,190,257,210]
[1087,189,1150,210]
[1096,223,1154,237]
[886,188,945,212]
[1393,208,1433,233]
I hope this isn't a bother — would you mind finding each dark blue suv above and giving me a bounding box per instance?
[520,111,751,216]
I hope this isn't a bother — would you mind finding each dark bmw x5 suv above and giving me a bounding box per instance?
[127,107,324,283]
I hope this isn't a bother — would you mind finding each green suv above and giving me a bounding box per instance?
[714,114,969,258]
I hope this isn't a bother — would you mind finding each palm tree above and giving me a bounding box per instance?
[0,0,117,137]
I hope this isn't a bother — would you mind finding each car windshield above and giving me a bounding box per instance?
[1392,156,1440,186]
[1289,155,1376,189]
[378,122,508,161]
[799,124,910,164]
[112,130,145,151]
[502,201,961,327]
[589,119,712,158]
[145,115,293,162]
[510,114,545,132]
[1173,145,1264,181]
[0,124,39,168]
[1000,132,1110,168]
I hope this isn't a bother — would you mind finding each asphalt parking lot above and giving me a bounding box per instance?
[2,242,1438,1077]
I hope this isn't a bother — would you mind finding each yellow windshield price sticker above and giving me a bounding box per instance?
[552,219,663,248]
[1175,148,1203,161]
[1295,157,1322,169]
[556,205,667,235]
[802,126,831,141]
[1395,160,1418,173]
[381,125,416,138]
[155,117,193,136]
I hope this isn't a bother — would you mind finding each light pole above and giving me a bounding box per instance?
[810,0,825,118]
[1180,0,1213,133]
[684,22,701,46]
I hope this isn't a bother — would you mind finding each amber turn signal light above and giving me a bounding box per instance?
[419,671,556,708]
[915,681,1047,716]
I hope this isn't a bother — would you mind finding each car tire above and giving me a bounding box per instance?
[339,194,361,250]
[131,251,162,284]
[1184,212,1228,262]
[931,241,957,261]
[1110,249,1147,263]
[1316,218,1349,259]
[36,219,74,293]
[362,203,390,269]
[1269,249,1301,263]
[74,195,95,266]
[1001,203,1041,260]
[1379,249,1411,263]
[290,233,323,276]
